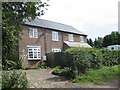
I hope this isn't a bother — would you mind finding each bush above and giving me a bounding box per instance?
[101,50,119,66]
[52,66,75,79]
[65,47,119,74]
[65,48,102,74]
[2,70,28,88]
[3,60,22,70]
[37,62,47,69]
[60,67,75,79]
[52,66,62,75]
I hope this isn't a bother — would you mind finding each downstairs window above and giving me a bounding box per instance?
[27,46,41,60]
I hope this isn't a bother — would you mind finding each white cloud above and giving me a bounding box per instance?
[41,0,119,39]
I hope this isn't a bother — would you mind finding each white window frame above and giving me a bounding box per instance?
[68,34,74,42]
[27,45,41,60]
[29,28,38,38]
[52,31,59,41]
[80,36,84,43]
[52,48,61,53]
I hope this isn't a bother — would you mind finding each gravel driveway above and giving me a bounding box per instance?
[25,69,119,88]
[25,69,81,88]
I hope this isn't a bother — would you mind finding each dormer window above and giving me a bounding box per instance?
[29,28,38,38]
[68,34,74,42]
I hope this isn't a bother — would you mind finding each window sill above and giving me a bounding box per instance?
[68,40,74,42]
[29,37,38,38]
[52,40,59,42]
[28,58,41,61]
[80,41,84,43]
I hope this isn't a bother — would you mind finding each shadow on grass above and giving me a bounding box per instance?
[45,75,67,82]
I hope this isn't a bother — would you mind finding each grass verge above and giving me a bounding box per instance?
[72,65,120,85]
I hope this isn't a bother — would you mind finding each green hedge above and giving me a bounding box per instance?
[65,48,119,74]
[47,47,119,74]
[101,50,119,66]
[65,48,102,74]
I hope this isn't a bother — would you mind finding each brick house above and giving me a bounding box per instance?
[19,19,91,68]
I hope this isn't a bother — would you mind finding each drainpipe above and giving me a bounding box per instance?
[43,28,47,54]
[61,32,64,51]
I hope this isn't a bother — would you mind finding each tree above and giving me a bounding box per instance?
[87,38,93,47]
[102,31,120,47]
[93,37,103,48]
[2,2,49,69]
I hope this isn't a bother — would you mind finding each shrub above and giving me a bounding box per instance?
[60,67,75,79]
[52,66,62,75]
[65,48,102,74]
[37,62,47,69]
[52,66,75,79]
[101,50,119,66]
[2,70,28,88]
[3,60,22,70]
[65,47,119,74]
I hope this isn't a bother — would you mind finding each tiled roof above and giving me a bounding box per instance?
[24,18,86,35]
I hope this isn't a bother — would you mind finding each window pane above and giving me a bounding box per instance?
[38,52,40,58]
[34,49,37,58]
[29,52,33,58]
[68,34,73,41]
[29,29,33,38]
[52,31,58,41]
[28,48,33,58]
[29,49,32,52]
[34,52,37,58]
[34,49,37,52]
[34,29,38,38]
[80,36,84,42]
[38,49,40,52]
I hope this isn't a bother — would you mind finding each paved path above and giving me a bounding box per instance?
[25,69,119,88]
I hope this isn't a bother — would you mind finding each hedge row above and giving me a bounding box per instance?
[46,47,119,74]
[65,48,119,74]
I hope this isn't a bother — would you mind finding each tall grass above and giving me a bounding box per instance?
[72,65,120,84]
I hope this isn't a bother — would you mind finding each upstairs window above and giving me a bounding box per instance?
[80,36,84,42]
[29,28,38,38]
[68,34,74,42]
[28,46,41,60]
[52,31,59,41]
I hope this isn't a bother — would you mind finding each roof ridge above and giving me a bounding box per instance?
[37,18,72,26]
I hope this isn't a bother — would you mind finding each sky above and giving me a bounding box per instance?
[40,0,119,40]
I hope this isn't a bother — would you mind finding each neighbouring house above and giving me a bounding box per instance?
[107,45,120,50]
[19,18,91,68]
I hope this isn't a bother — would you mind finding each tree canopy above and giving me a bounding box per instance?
[2,1,49,69]
[94,37,103,48]
[88,31,120,49]
[102,31,120,47]
[87,38,93,47]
